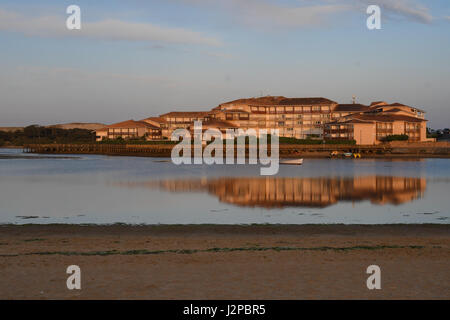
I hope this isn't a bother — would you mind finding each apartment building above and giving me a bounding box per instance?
[159,111,209,128]
[331,104,370,119]
[141,117,170,138]
[209,96,338,139]
[96,96,430,145]
[95,120,161,141]
[324,103,429,144]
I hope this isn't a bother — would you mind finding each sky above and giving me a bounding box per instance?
[0,0,449,128]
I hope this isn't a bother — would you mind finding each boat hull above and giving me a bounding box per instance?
[280,159,303,165]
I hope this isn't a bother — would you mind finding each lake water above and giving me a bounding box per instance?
[0,148,449,225]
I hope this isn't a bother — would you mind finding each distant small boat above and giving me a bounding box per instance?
[280,158,303,165]
[344,152,353,157]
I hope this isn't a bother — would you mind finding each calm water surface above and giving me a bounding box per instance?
[0,148,449,225]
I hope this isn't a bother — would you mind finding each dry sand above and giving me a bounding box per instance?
[0,224,448,300]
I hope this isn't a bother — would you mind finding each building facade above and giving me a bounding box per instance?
[96,96,431,145]
[96,120,161,141]
[208,96,338,139]
[324,103,430,144]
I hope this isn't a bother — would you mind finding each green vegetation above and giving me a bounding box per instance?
[382,134,409,141]
[98,138,176,145]
[227,135,356,145]
[23,238,46,242]
[0,125,96,146]
[278,137,356,145]
[324,139,357,145]
[0,244,425,258]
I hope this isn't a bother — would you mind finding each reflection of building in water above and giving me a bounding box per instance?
[120,176,426,208]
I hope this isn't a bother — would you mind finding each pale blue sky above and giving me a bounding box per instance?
[0,0,449,128]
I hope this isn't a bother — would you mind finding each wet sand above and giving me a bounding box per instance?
[0,224,449,299]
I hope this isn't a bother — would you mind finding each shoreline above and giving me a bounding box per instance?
[1,224,448,299]
[5,144,450,159]
[15,143,450,159]
[1,222,449,232]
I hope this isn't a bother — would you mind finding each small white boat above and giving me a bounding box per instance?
[280,158,303,165]
[344,152,353,157]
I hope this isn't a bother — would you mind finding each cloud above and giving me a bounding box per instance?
[0,9,222,46]
[222,0,351,28]
[179,0,433,27]
[180,0,351,28]
[357,0,433,24]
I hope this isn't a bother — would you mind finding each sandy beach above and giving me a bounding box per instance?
[0,224,448,300]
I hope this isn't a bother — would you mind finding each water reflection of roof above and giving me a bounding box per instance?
[115,176,426,209]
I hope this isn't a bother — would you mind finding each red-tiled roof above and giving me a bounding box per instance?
[388,103,425,113]
[99,120,159,130]
[368,103,425,113]
[389,102,407,107]
[351,114,426,123]
[278,97,337,105]
[370,101,387,106]
[160,111,209,117]
[382,108,405,113]
[220,96,337,106]
[333,104,369,112]
[221,96,285,106]
[142,117,168,124]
